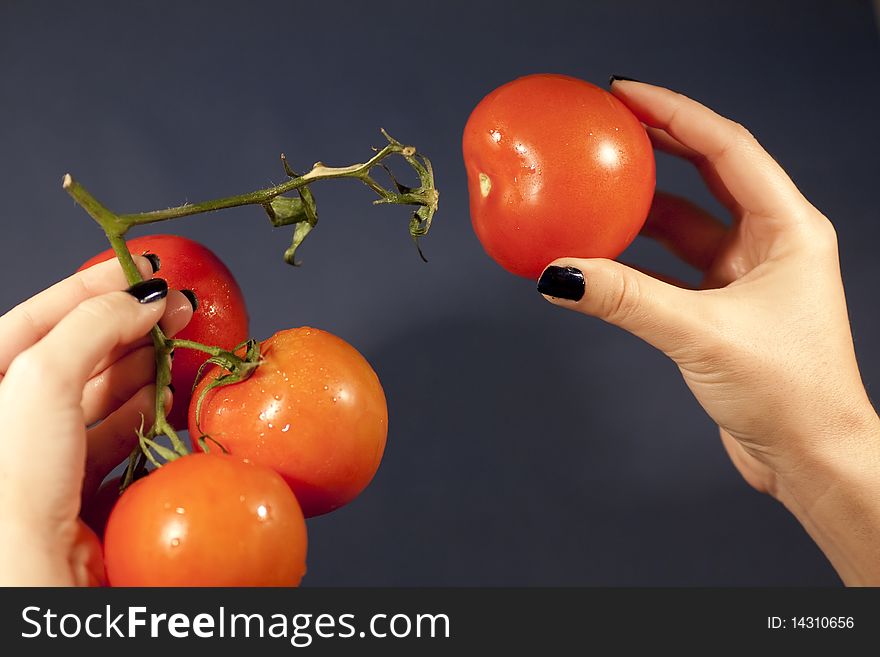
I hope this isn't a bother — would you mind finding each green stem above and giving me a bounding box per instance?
[167,338,230,357]
[117,143,410,228]
[61,131,438,484]
[63,175,186,458]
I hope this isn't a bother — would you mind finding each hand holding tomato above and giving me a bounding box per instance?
[532,79,880,585]
[463,74,655,278]
[0,258,193,585]
[79,235,249,429]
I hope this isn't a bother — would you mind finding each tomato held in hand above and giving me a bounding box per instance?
[80,235,249,428]
[104,454,307,586]
[462,74,655,278]
[189,327,388,518]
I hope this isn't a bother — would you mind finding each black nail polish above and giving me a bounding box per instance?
[126,278,168,304]
[537,266,585,301]
[181,289,198,312]
[143,252,161,273]
[609,74,641,86]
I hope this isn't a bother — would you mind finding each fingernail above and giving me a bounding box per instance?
[609,74,641,86]
[537,266,585,301]
[143,252,161,273]
[126,278,168,304]
[181,289,198,312]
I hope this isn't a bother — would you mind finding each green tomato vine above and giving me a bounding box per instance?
[63,130,438,488]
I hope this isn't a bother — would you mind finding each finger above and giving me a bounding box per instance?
[641,191,728,272]
[6,279,169,404]
[646,126,739,213]
[619,261,694,289]
[82,385,172,502]
[0,256,155,374]
[82,345,158,425]
[85,289,194,378]
[611,80,806,219]
[537,258,705,356]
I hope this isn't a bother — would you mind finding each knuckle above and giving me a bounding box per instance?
[731,121,755,143]
[792,211,839,253]
[6,348,53,383]
[600,267,642,325]
[809,213,838,246]
[76,294,123,323]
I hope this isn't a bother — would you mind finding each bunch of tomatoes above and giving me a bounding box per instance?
[67,72,655,587]
[78,235,388,586]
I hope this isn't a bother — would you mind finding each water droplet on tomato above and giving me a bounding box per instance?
[281,423,290,432]
[170,538,180,548]
[175,507,185,515]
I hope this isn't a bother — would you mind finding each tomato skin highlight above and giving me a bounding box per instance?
[79,235,249,429]
[104,454,307,587]
[189,327,388,518]
[463,73,656,279]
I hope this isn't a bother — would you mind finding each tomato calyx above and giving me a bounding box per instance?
[190,338,263,449]
[119,337,263,489]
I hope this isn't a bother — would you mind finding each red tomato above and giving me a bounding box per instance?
[104,454,307,586]
[189,327,387,517]
[70,520,106,587]
[462,73,656,278]
[80,235,249,428]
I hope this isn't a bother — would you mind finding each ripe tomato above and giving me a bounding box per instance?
[70,520,106,587]
[104,454,307,586]
[80,235,249,428]
[189,327,387,518]
[462,73,656,278]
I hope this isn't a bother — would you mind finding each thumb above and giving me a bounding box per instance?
[537,258,702,355]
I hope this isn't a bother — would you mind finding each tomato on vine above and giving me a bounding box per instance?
[463,73,655,278]
[80,235,249,428]
[104,454,307,587]
[189,327,388,518]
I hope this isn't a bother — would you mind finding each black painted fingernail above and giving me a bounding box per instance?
[181,289,198,312]
[126,278,168,304]
[609,74,641,85]
[143,252,161,273]
[537,266,585,301]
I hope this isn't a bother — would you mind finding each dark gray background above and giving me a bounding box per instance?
[2,0,878,585]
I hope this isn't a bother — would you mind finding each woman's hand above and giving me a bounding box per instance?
[537,79,880,585]
[0,257,193,585]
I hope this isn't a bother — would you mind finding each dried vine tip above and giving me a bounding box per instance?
[62,173,73,189]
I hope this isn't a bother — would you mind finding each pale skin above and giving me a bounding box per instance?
[0,257,193,585]
[0,81,877,586]
[540,80,880,585]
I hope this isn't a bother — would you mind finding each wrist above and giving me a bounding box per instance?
[776,408,880,585]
